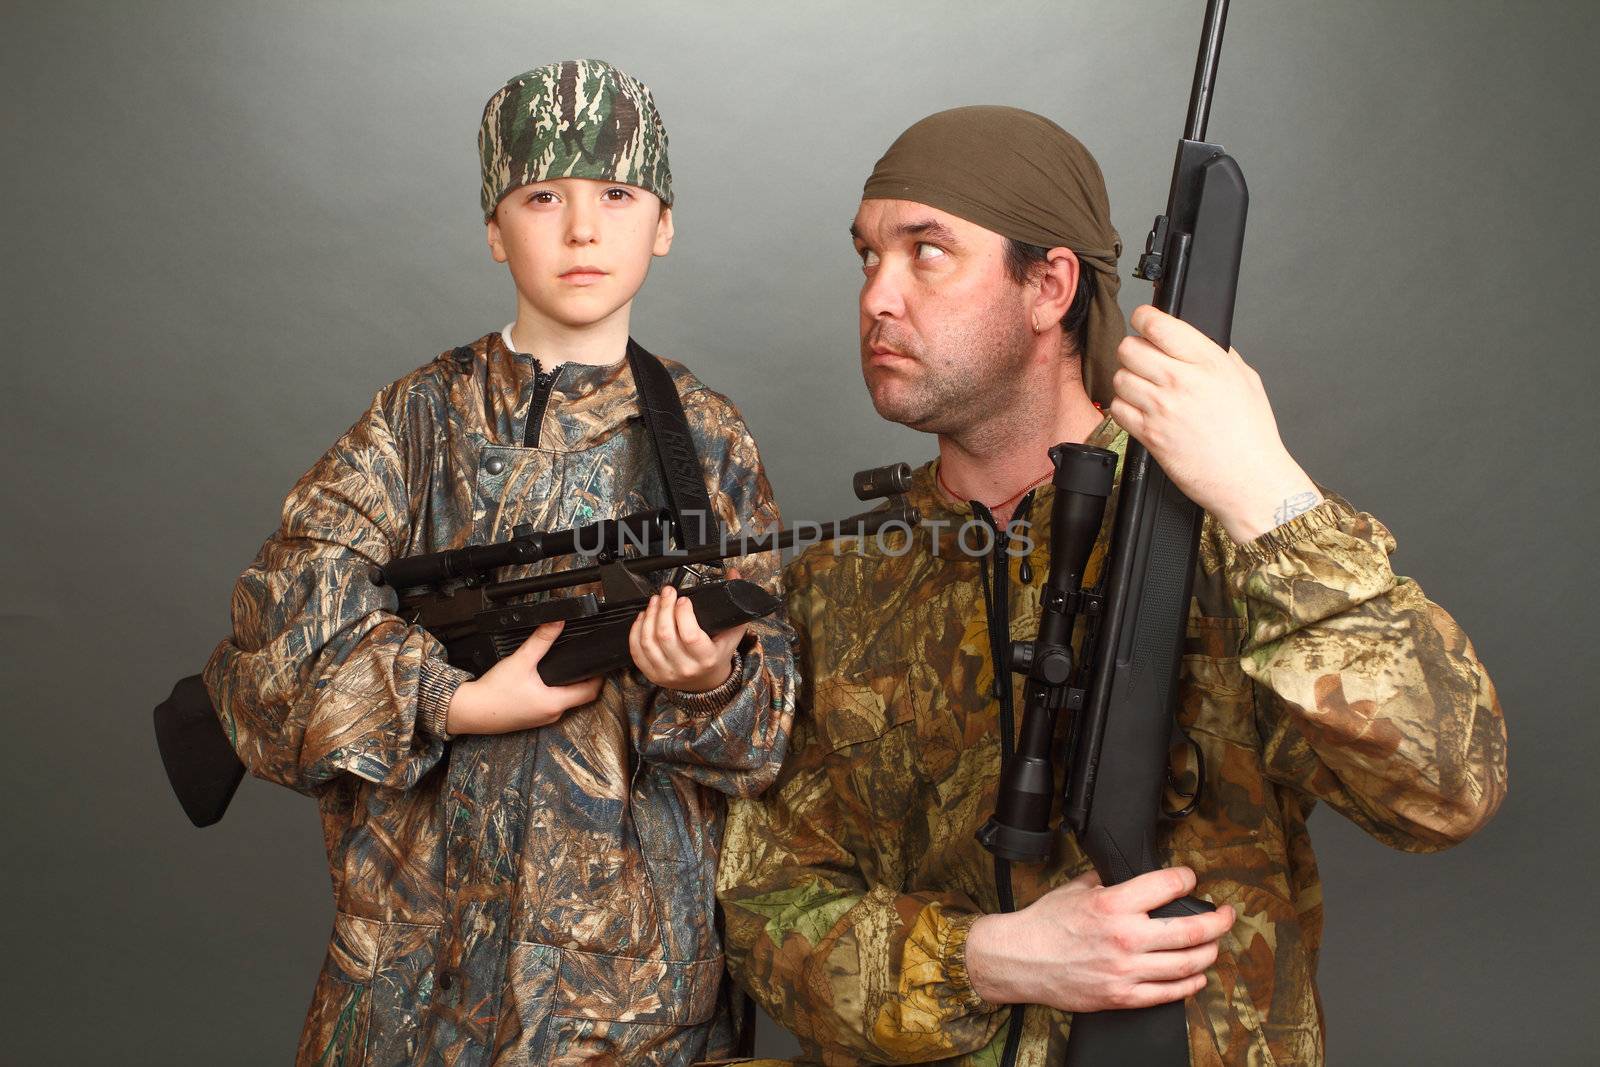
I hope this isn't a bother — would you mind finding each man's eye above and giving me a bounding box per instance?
[915,242,946,261]
[859,248,880,268]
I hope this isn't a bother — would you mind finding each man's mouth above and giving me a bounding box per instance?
[865,343,912,365]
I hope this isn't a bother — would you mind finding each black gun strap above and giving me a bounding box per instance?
[627,339,722,552]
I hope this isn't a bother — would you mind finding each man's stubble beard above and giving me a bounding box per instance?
[863,293,1037,448]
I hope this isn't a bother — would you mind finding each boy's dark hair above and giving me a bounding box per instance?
[1002,239,1098,358]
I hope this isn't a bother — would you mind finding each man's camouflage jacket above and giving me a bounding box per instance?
[205,332,796,1066]
[717,418,1505,1066]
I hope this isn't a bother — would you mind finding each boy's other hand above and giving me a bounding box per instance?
[445,620,603,735]
[628,570,747,694]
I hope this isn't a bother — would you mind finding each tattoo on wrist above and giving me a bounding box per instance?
[1273,492,1320,527]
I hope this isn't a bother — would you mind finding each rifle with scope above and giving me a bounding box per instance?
[379,463,919,684]
[976,1,1248,1063]
[154,463,918,829]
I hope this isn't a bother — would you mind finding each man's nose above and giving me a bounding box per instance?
[860,262,906,322]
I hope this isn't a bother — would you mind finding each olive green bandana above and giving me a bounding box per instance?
[863,105,1125,404]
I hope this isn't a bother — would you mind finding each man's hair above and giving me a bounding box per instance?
[1002,240,1098,358]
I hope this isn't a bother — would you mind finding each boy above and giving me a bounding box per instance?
[205,59,795,1065]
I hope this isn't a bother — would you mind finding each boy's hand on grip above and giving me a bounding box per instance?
[965,865,1234,1013]
[629,570,747,694]
[1111,305,1321,544]
[445,620,603,734]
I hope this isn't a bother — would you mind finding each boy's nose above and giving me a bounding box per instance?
[566,203,599,245]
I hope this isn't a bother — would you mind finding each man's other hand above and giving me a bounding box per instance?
[1110,305,1322,543]
[965,866,1235,1012]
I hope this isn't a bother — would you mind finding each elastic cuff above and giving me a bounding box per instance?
[667,651,745,712]
[1232,496,1347,565]
[418,659,471,740]
[942,911,990,1012]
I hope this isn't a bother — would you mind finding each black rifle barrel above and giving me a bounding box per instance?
[373,510,667,590]
[852,462,913,501]
[484,504,920,601]
[1184,0,1230,142]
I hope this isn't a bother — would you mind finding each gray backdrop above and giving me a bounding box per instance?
[6,1,1595,1063]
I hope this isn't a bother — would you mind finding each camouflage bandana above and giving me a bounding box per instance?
[478,59,673,221]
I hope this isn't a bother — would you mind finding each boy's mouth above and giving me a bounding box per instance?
[560,266,608,285]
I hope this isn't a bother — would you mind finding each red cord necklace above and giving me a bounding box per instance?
[937,464,1054,515]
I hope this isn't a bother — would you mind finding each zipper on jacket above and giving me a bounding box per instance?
[522,362,563,448]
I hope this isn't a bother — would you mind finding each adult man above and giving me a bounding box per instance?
[716,106,1506,1065]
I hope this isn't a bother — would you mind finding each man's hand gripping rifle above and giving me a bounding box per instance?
[376,463,920,685]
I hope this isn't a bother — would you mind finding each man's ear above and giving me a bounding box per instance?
[653,206,675,257]
[486,217,508,263]
[1031,247,1081,331]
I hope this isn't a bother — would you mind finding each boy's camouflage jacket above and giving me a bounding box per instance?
[717,418,1506,1067]
[204,332,796,1066]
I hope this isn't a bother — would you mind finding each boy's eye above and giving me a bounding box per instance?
[914,242,945,261]
[527,190,558,205]
[603,187,633,202]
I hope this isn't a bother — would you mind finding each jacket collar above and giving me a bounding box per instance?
[908,414,1128,521]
